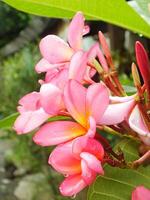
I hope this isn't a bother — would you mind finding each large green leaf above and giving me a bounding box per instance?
[3,0,150,38]
[129,0,150,25]
[88,139,150,200]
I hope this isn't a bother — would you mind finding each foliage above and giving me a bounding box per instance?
[88,139,150,200]
[3,0,150,38]
[0,1,30,47]
[0,43,40,117]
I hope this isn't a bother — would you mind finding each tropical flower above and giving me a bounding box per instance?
[14,83,64,134]
[132,186,150,200]
[33,79,109,146]
[49,136,104,197]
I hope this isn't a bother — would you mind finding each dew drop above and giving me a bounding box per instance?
[139,33,143,37]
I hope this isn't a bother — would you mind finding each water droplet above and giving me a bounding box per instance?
[139,33,143,37]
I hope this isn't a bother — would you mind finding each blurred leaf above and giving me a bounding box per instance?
[123,85,137,95]
[0,113,19,129]
[129,0,150,26]
[88,139,150,200]
[0,113,71,130]
[3,0,150,38]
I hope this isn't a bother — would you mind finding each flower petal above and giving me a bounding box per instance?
[81,159,96,185]
[40,83,64,114]
[98,100,135,125]
[86,82,109,122]
[68,12,85,50]
[33,121,86,146]
[129,106,150,145]
[14,108,49,134]
[69,51,87,82]
[39,35,73,64]
[18,92,40,112]
[35,58,66,73]
[132,186,150,200]
[72,137,104,161]
[80,152,104,174]
[49,141,81,175]
[64,80,87,127]
[59,174,87,197]
[47,68,68,90]
[86,116,96,138]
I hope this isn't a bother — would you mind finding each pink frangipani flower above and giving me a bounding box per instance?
[14,83,64,134]
[35,12,89,74]
[49,136,104,197]
[33,79,109,146]
[14,92,49,134]
[132,186,150,200]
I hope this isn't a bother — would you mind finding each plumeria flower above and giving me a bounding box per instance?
[33,79,109,146]
[132,186,150,200]
[33,79,135,146]
[49,136,104,197]
[35,12,90,74]
[14,83,64,134]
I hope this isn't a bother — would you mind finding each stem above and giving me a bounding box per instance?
[99,125,140,142]
[132,150,150,169]
[111,70,126,96]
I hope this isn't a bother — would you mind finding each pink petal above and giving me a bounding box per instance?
[83,66,96,84]
[86,82,109,122]
[68,12,85,50]
[80,152,104,174]
[81,159,97,185]
[35,58,65,73]
[87,43,109,72]
[110,95,135,103]
[39,35,73,64]
[98,100,135,125]
[64,80,87,127]
[40,83,64,114]
[14,108,49,134]
[86,116,96,138]
[33,121,86,146]
[48,141,81,175]
[72,137,104,161]
[129,106,150,145]
[18,92,40,112]
[83,25,90,35]
[48,68,68,90]
[69,51,87,82]
[59,174,87,197]
[132,186,150,200]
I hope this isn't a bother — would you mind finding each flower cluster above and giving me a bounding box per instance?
[14,12,150,197]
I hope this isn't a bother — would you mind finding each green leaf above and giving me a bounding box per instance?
[88,139,150,200]
[136,0,150,17]
[0,113,19,129]
[129,0,150,26]
[3,0,150,38]
[0,113,71,130]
